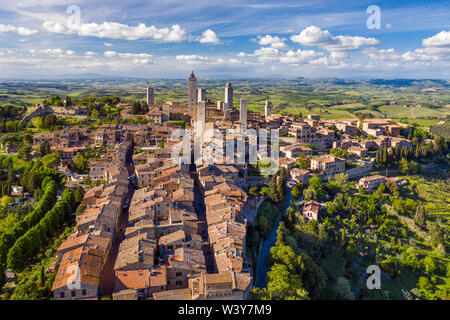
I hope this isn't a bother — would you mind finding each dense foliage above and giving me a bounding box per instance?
[7,188,77,271]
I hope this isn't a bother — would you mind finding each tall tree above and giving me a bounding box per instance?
[414,204,426,228]
[39,140,50,156]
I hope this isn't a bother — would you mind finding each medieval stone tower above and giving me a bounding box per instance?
[188,71,197,114]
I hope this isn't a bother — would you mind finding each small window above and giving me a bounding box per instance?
[176,281,182,286]
[71,291,76,297]
[60,292,65,298]
[176,272,182,277]
[82,290,87,296]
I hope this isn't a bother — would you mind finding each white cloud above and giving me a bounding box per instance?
[43,21,187,42]
[104,42,112,47]
[0,24,38,36]
[42,21,66,34]
[103,51,153,63]
[279,49,322,64]
[327,35,379,51]
[402,47,450,62]
[199,29,220,44]
[422,30,450,47]
[228,58,242,65]
[364,48,401,61]
[310,51,349,67]
[291,26,336,46]
[254,47,280,62]
[364,46,450,65]
[258,35,287,49]
[290,26,379,51]
[85,51,98,56]
[176,55,210,64]
[30,48,75,57]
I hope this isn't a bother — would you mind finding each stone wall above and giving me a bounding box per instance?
[346,160,375,179]
[20,104,54,127]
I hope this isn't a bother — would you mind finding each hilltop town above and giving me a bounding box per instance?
[0,73,448,301]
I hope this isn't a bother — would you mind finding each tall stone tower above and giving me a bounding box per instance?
[188,71,197,114]
[197,88,206,103]
[224,82,233,111]
[147,86,155,105]
[264,101,272,119]
[240,99,247,131]
[196,101,207,143]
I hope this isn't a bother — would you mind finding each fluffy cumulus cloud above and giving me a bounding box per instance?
[0,24,38,36]
[290,26,379,51]
[363,48,402,61]
[291,26,336,46]
[254,47,280,62]
[258,35,287,49]
[310,51,350,67]
[199,29,220,44]
[42,21,186,42]
[279,49,322,64]
[422,30,450,47]
[363,30,450,66]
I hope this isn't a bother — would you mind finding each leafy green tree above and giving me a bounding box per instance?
[41,152,61,169]
[266,263,309,300]
[72,153,88,173]
[291,182,306,200]
[304,176,325,201]
[259,186,269,196]
[1,195,14,208]
[422,256,436,275]
[295,152,309,170]
[43,114,57,128]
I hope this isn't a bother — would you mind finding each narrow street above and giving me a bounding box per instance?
[99,143,136,298]
[190,164,215,273]
[255,187,291,289]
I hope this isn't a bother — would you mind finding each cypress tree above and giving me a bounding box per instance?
[414,204,426,229]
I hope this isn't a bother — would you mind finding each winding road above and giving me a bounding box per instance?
[255,187,291,288]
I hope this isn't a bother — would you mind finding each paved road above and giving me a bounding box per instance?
[255,187,291,288]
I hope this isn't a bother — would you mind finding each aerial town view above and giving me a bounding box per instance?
[0,0,449,312]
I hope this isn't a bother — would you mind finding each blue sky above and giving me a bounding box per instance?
[0,0,449,79]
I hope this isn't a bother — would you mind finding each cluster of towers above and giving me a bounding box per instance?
[146,72,271,127]
[187,71,249,131]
